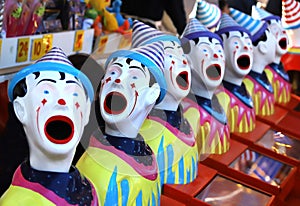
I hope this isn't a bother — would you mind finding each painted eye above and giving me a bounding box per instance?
[73,93,78,97]
[44,90,49,94]
[234,42,238,45]
[132,76,138,80]
[203,49,207,53]
[111,71,116,75]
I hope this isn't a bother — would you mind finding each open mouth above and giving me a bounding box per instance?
[176,71,189,90]
[206,64,221,80]
[45,116,74,144]
[104,92,127,115]
[279,38,287,50]
[237,55,250,70]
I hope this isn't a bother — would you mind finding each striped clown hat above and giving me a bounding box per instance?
[105,41,167,103]
[229,7,268,42]
[181,18,223,45]
[216,13,251,37]
[282,0,300,30]
[251,5,281,22]
[196,0,221,29]
[8,47,94,102]
[131,20,180,48]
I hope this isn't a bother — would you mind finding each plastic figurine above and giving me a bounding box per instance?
[252,6,291,104]
[131,20,198,185]
[0,47,98,205]
[281,0,300,96]
[106,0,132,31]
[195,0,222,32]
[76,42,166,206]
[3,0,23,37]
[24,0,46,35]
[215,13,255,133]
[181,18,230,158]
[230,7,277,116]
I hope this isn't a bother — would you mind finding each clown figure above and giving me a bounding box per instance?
[0,47,98,206]
[76,42,166,206]
[252,6,291,104]
[181,18,230,158]
[215,13,255,133]
[230,7,277,116]
[131,20,198,185]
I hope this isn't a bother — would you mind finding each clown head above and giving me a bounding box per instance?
[216,14,253,85]
[181,18,225,99]
[99,41,166,138]
[8,47,93,171]
[230,7,276,74]
[131,20,191,111]
[252,6,288,64]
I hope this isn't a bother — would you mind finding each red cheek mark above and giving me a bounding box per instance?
[205,54,208,57]
[105,77,111,83]
[131,83,136,88]
[75,102,80,109]
[236,46,239,49]
[183,60,187,65]
[41,98,47,105]
[115,79,121,83]
[171,60,175,65]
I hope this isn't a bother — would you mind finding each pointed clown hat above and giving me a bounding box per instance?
[181,18,223,45]
[196,0,221,29]
[282,0,300,30]
[8,47,94,102]
[131,20,180,48]
[229,7,268,42]
[105,41,167,103]
[216,13,251,37]
[251,5,281,22]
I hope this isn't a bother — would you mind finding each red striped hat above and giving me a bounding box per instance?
[282,0,300,30]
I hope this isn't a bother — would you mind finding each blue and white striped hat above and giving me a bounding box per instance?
[229,7,268,42]
[131,20,180,48]
[181,18,223,45]
[105,41,167,103]
[216,13,251,37]
[251,5,280,22]
[196,0,221,29]
[8,47,94,102]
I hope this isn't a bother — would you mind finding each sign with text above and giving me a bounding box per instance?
[31,38,44,61]
[74,30,84,52]
[16,38,30,62]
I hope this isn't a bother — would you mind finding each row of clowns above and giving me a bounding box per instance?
[0,0,297,206]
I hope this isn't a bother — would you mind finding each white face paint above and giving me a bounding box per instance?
[267,19,288,57]
[190,36,225,90]
[264,29,277,64]
[16,71,90,155]
[222,30,253,78]
[163,41,191,103]
[100,57,152,125]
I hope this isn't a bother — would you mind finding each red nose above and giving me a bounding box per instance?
[58,99,66,105]
[213,54,218,58]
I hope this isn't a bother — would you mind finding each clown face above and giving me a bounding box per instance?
[163,41,191,103]
[190,36,225,90]
[267,19,288,57]
[222,30,253,78]
[100,57,154,125]
[14,71,91,156]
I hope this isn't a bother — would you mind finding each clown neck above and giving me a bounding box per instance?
[155,92,182,111]
[223,66,245,86]
[190,74,216,100]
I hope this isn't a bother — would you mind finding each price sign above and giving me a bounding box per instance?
[118,31,132,49]
[43,34,53,54]
[31,38,43,61]
[0,39,2,56]
[16,37,30,62]
[97,35,109,54]
[74,30,84,52]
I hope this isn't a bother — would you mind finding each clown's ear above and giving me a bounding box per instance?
[145,83,160,106]
[13,98,27,124]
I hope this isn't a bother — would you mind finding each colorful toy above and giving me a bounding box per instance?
[4,0,23,37]
[76,42,166,205]
[252,6,291,104]
[181,18,230,158]
[132,20,198,185]
[230,7,277,116]
[215,13,255,133]
[0,47,98,205]
[24,0,46,35]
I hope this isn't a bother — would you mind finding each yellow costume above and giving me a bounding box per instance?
[76,130,160,206]
[140,109,198,185]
